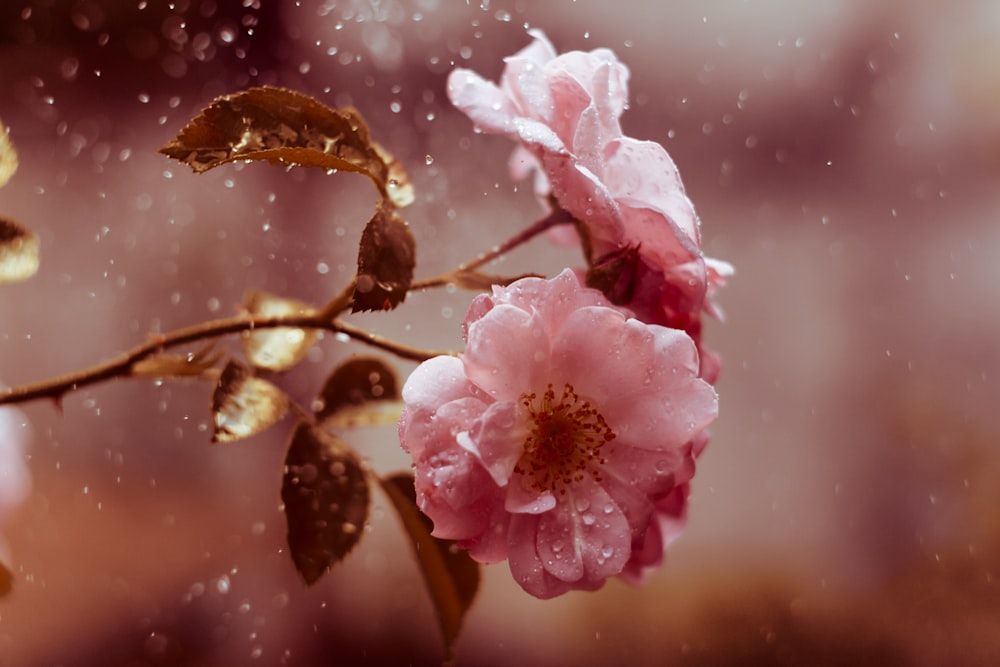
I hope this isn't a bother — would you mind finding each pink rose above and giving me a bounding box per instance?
[448,31,730,354]
[398,270,717,598]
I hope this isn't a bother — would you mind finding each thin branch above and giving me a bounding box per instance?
[0,313,453,407]
[411,208,575,291]
[317,276,357,321]
[0,210,576,408]
[332,319,455,362]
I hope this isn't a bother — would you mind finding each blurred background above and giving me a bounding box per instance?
[1,0,999,665]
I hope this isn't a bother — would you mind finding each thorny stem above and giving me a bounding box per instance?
[317,276,357,321]
[0,313,452,407]
[0,210,573,408]
[410,207,575,290]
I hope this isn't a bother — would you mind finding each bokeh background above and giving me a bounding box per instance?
[1,1,999,665]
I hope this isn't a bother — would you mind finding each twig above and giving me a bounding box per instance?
[411,208,574,290]
[0,313,453,407]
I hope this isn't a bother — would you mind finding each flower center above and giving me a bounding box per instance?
[515,383,616,494]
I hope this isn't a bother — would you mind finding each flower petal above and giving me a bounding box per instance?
[462,400,529,486]
[536,480,630,585]
[447,69,518,135]
[464,304,549,399]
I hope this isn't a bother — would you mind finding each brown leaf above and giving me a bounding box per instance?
[131,343,222,379]
[0,121,18,188]
[314,356,399,424]
[210,360,288,443]
[0,560,11,598]
[352,200,415,313]
[241,291,318,372]
[380,473,480,660]
[282,423,369,585]
[450,269,544,292]
[0,217,40,283]
[158,86,412,207]
[372,141,414,208]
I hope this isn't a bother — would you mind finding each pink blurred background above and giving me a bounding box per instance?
[1,1,998,665]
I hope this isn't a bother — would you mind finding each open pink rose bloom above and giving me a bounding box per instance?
[447,30,733,377]
[398,270,718,598]
[405,30,732,597]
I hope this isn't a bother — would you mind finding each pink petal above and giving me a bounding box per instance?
[400,356,473,411]
[399,356,481,458]
[536,480,630,585]
[462,502,511,563]
[603,137,702,254]
[461,400,530,486]
[505,471,557,514]
[506,514,573,599]
[0,405,31,521]
[549,307,654,405]
[446,69,518,135]
[511,117,566,155]
[463,304,549,399]
[491,269,613,330]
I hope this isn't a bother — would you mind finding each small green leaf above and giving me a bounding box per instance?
[352,200,415,313]
[210,360,289,443]
[241,291,318,372]
[158,86,412,206]
[380,473,480,659]
[282,423,369,584]
[0,217,40,284]
[314,356,399,424]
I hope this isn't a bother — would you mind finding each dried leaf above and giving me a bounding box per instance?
[282,423,369,585]
[241,291,318,372]
[0,217,40,283]
[314,356,399,424]
[158,86,412,207]
[0,121,17,188]
[380,473,480,659]
[372,141,414,208]
[353,200,415,313]
[210,360,288,443]
[0,560,11,598]
[131,343,222,379]
[450,269,544,292]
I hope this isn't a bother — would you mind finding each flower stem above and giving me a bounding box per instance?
[0,313,452,407]
[411,207,574,290]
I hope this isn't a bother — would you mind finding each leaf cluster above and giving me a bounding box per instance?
[155,87,477,658]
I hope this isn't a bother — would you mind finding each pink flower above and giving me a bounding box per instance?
[448,30,731,356]
[0,398,32,572]
[0,403,31,524]
[398,270,717,598]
